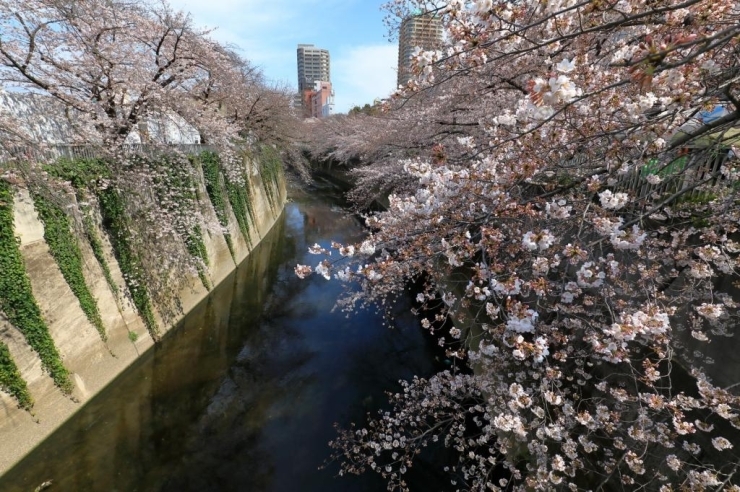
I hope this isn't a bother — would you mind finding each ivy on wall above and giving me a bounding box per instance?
[0,147,281,406]
[199,151,236,261]
[0,181,73,394]
[13,148,276,354]
[185,225,211,290]
[48,159,160,338]
[224,172,253,246]
[257,144,284,209]
[31,191,107,341]
[150,155,211,291]
[46,159,119,297]
[97,186,159,338]
[0,341,32,409]
[48,158,110,189]
[185,224,209,268]
[82,213,118,298]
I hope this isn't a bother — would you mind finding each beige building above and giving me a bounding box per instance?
[397,13,443,88]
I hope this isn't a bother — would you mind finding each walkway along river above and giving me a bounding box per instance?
[0,180,446,491]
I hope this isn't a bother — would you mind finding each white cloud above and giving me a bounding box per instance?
[333,44,398,113]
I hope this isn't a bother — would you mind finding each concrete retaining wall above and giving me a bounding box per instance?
[0,157,286,475]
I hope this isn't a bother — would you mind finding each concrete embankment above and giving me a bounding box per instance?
[0,153,286,475]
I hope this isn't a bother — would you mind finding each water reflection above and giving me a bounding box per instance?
[0,183,440,492]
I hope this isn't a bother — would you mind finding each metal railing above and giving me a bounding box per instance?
[0,143,216,165]
[554,142,733,216]
[613,147,731,211]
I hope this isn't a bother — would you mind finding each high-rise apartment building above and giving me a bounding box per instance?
[397,13,443,88]
[297,44,330,92]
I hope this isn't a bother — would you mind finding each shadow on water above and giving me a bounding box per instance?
[0,182,446,492]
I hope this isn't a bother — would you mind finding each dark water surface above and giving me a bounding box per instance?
[0,183,440,492]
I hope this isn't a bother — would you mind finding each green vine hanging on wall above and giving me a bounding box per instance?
[31,191,107,341]
[0,340,33,409]
[46,158,159,338]
[150,155,211,291]
[97,187,159,338]
[45,159,119,298]
[185,225,211,290]
[46,157,111,190]
[224,172,253,246]
[0,181,73,394]
[257,144,284,209]
[82,212,119,298]
[199,151,236,261]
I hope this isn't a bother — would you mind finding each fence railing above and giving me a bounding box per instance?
[0,143,216,165]
[555,142,733,216]
[613,147,731,212]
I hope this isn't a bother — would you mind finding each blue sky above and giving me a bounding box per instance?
[168,0,399,113]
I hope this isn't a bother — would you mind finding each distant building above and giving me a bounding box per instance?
[0,91,78,145]
[297,44,330,92]
[310,81,334,118]
[299,81,334,119]
[292,93,304,111]
[296,44,333,118]
[397,13,443,88]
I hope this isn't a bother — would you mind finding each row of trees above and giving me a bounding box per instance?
[300,0,740,490]
[0,0,297,351]
[0,0,297,165]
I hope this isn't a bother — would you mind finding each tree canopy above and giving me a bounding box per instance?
[299,0,740,490]
[0,0,296,161]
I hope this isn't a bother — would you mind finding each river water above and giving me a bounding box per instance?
[0,181,443,492]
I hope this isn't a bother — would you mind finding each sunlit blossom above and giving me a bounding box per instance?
[598,190,630,210]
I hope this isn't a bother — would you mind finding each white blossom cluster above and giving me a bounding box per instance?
[299,0,740,489]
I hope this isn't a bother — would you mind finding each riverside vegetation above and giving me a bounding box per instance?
[0,148,284,410]
[296,0,740,490]
[0,0,296,415]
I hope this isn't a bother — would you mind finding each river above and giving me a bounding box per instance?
[0,180,444,492]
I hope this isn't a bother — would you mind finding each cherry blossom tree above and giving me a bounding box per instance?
[299,0,740,490]
[0,0,296,156]
[0,0,297,333]
[0,0,186,146]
